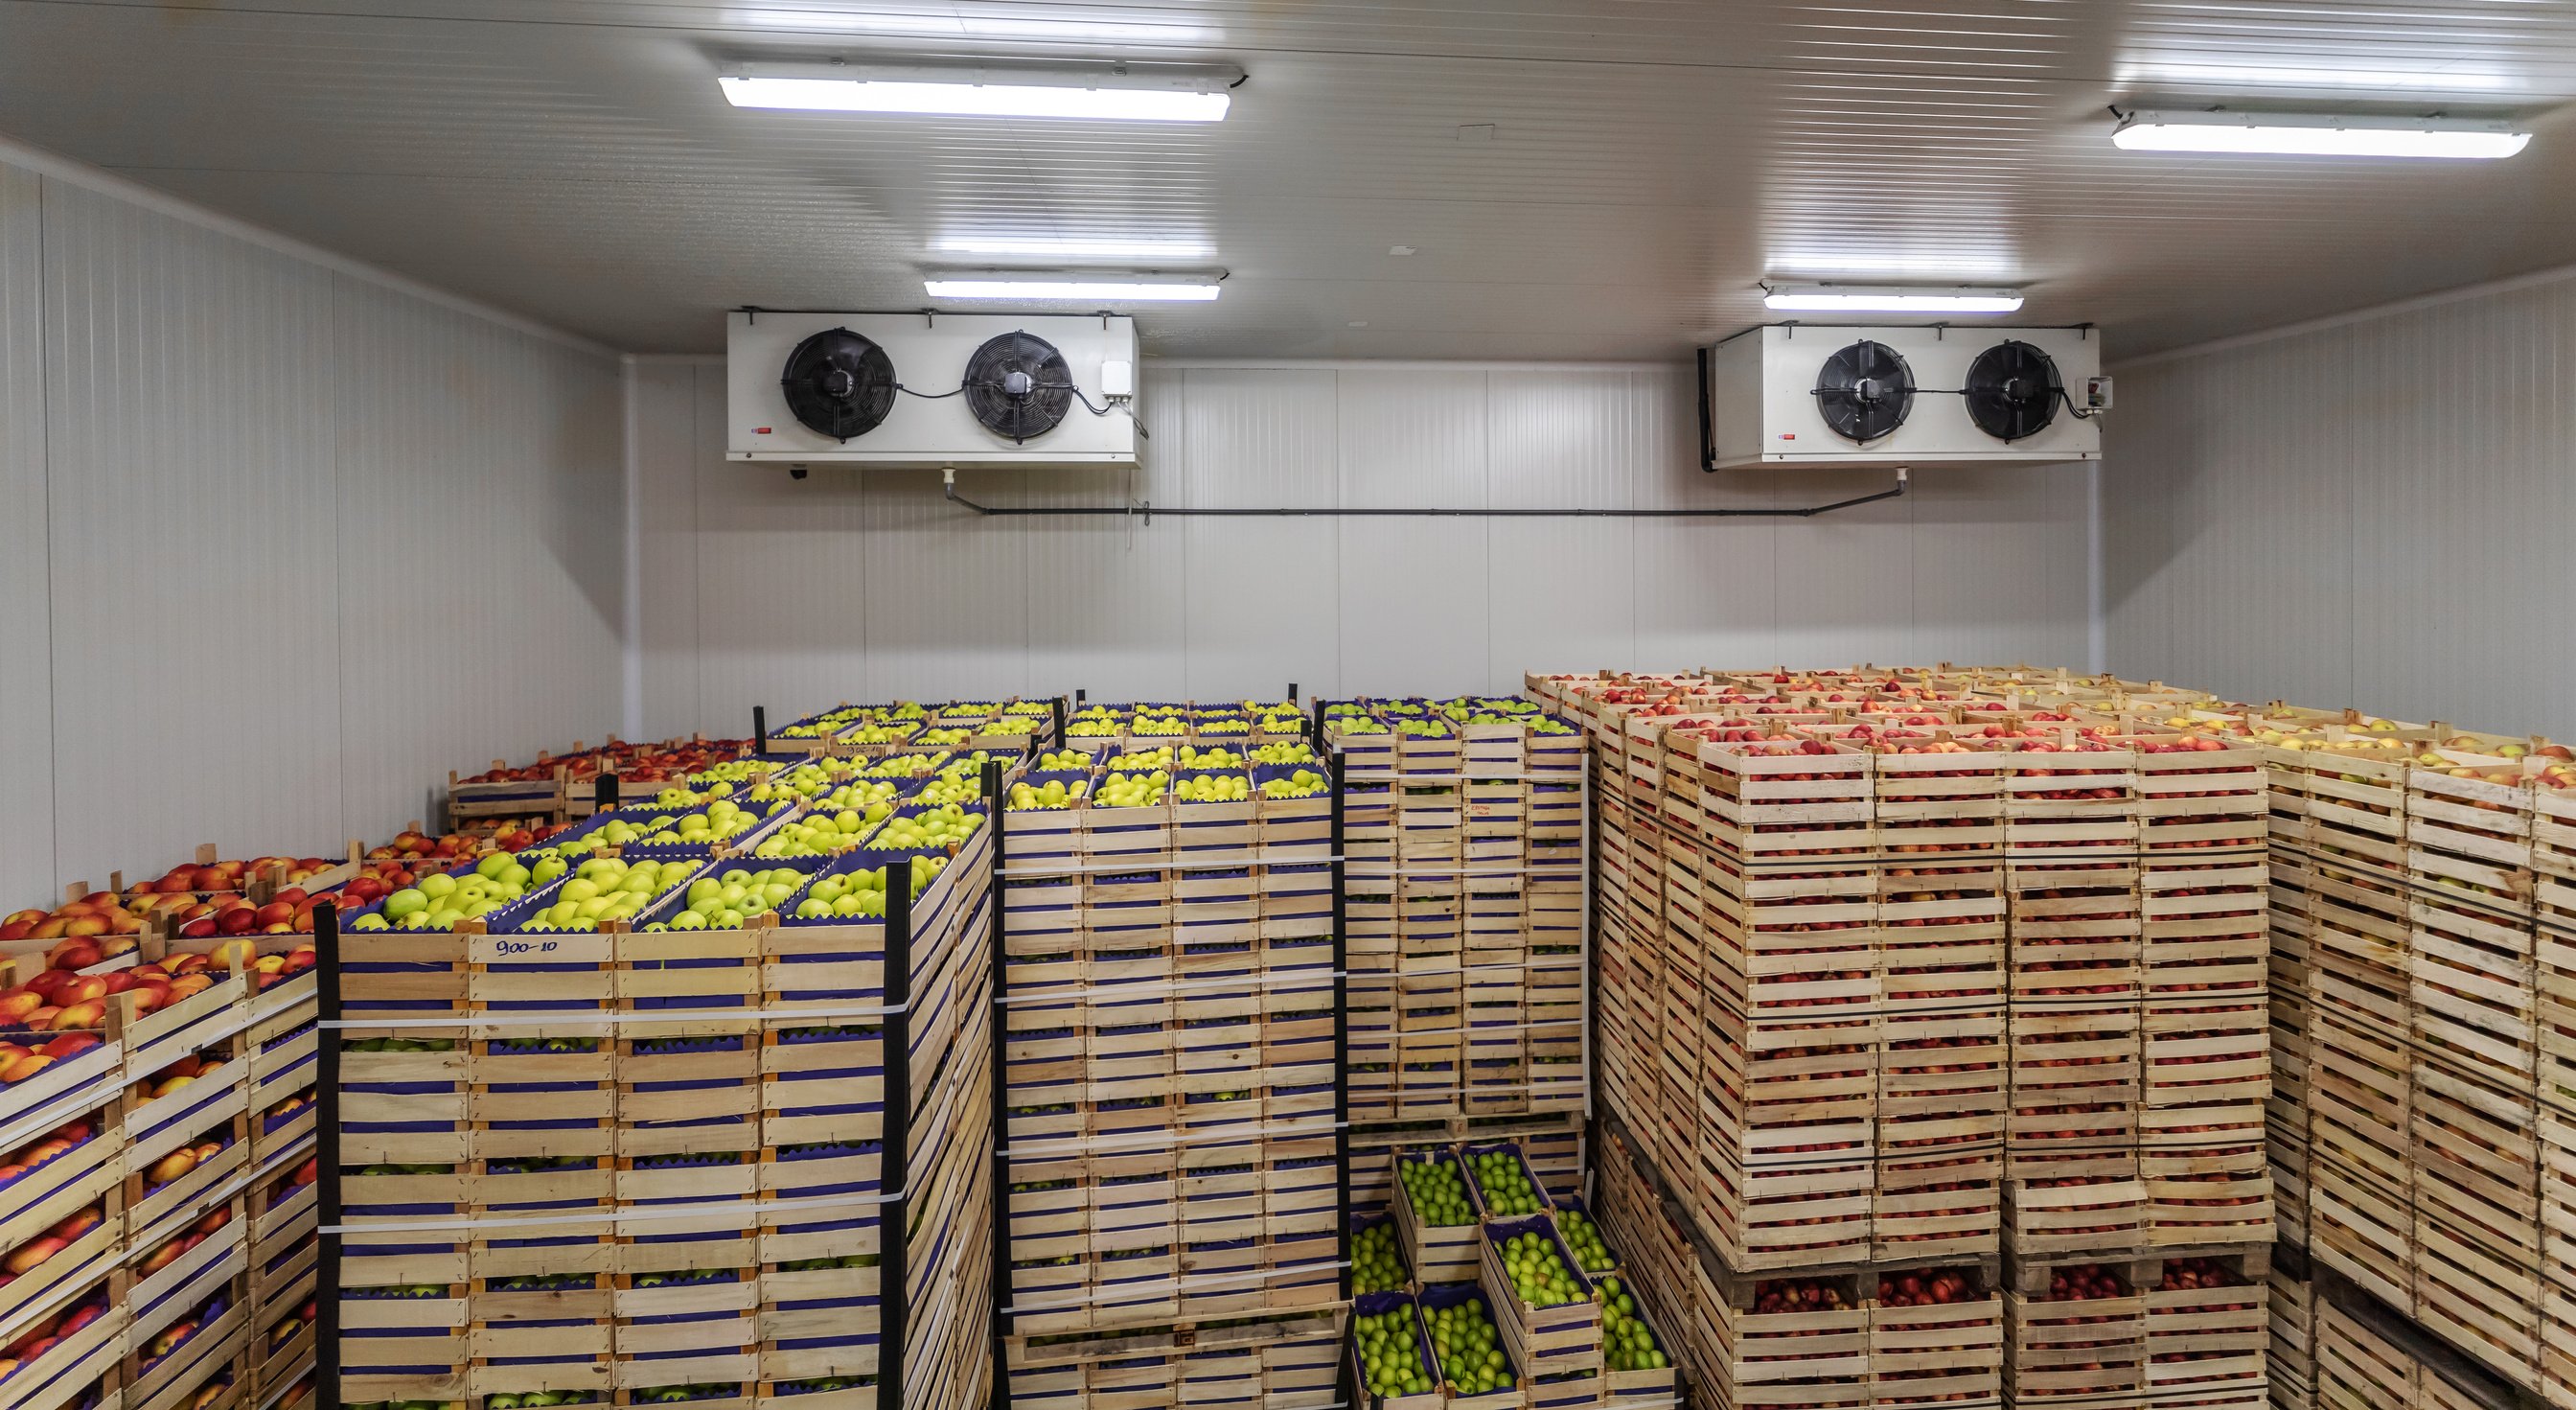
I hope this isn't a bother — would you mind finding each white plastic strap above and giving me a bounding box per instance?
[322,1181,908,1236]
[998,854,1345,880]
[320,999,908,1030]
[1000,1115,1345,1162]
[1000,1260,1352,1316]
[995,970,1344,1006]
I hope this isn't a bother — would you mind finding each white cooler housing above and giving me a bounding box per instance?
[726,310,1140,466]
[1705,323,2103,469]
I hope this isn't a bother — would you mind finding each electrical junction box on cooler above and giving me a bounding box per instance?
[1703,323,2104,469]
[726,310,1140,466]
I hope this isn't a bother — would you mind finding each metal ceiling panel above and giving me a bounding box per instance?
[0,164,49,907]
[2,0,2571,357]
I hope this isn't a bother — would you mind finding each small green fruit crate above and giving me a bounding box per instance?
[613,1266,761,1393]
[1419,1281,1525,1410]
[1351,1291,1441,1410]
[1459,1142,1550,1224]
[1478,1214,1602,1378]
[1395,1148,1483,1284]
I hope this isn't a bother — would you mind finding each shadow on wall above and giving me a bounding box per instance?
[540,348,629,638]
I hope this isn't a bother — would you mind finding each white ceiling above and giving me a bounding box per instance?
[4,0,2574,358]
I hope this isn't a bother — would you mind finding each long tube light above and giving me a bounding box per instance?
[1762,285,2024,314]
[926,277,1222,302]
[719,58,1240,122]
[2113,109,2529,159]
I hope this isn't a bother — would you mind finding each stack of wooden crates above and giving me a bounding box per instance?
[0,929,319,1410]
[995,702,1346,1410]
[1532,667,2278,1410]
[333,780,997,1410]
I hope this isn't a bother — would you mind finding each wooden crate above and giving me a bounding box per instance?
[2143,997,2270,1151]
[2315,1299,2415,1410]
[2006,1004,2140,1177]
[2408,747,2540,913]
[1879,1008,2007,1158]
[1701,1012,1877,1173]
[1690,736,1875,865]
[2136,738,2271,858]
[2005,1262,2148,1402]
[2146,1252,2270,1397]
[2143,857,2270,998]
[2001,738,2141,863]
[2413,890,2538,1094]
[1869,1265,2004,1410]
[2008,1175,2150,1258]
[1879,866,2009,1010]
[2009,864,2145,1004]
[1877,1149,2002,1262]
[1872,741,2008,861]
[2143,1143,2276,1249]
[1696,1156,1875,1271]
[1708,1273,1870,1410]
[1393,1148,1481,1284]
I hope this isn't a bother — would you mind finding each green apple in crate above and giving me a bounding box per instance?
[872,803,985,848]
[1596,1276,1668,1371]
[1555,1208,1616,1274]
[1261,770,1327,798]
[1470,1150,1543,1217]
[1355,1309,1431,1398]
[1176,774,1251,802]
[1501,1231,1580,1306]
[1353,1222,1409,1294]
[1399,1160,1474,1226]
[1426,1297,1515,1395]
[792,856,948,918]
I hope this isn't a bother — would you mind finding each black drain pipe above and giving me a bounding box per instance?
[939,466,1907,520]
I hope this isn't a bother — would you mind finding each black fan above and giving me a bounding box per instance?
[779,329,897,442]
[963,331,1074,443]
[1964,340,2062,442]
[1813,340,1916,442]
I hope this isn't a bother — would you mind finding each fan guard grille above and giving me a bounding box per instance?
[963,331,1075,443]
[1964,340,2062,442]
[779,328,898,442]
[1814,340,1916,443]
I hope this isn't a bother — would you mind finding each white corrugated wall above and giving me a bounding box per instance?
[0,153,623,903]
[635,359,2099,737]
[2106,273,2576,740]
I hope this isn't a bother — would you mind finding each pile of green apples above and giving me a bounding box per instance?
[1426,1297,1515,1396]
[1499,1230,1581,1307]
[1398,1157,1473,1227]
[870,802,984,850]
[1335,717,1390,735]
[1354,1308,1431,1399]
[355,851,535,932]
[1261,769,1327,799]
[807,779,903,813]
[1094,772,1168,808]
[1469,1149,1544,1218]
[1256,714,1306,735]
[789,856,946,919]
[517,858,686,933]
[911,773,987,806]
[982,716,1042,736]
[1130,714,1188,737]
[1394,720,1453,738]
[1194,717,1251,737]
[1252,740,1316,765]
[840,720,914,746]
[1554,1208,1617,1274]
[1597,1277,1667,1372]
[861,752,950,779]
[1352,1221,1408,1295]
[1176,744,1245,768]
[1036,749,1092,770]
[1108,747,1175,771]
[1008,778,1088,811]
[1176,774,1252,803]
[753,805,890,859]
[1067,713,1121,738]
[634,798,764,847]
[643,867,807,931]
[483,1395,597,1409]
[912,726,972,748]
[626,1388,742,1404]
[780,707,866,739]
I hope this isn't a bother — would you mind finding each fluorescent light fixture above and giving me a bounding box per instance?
[926,276,1222,302]
[940,238,1213,261]
[1762,284,2024,314]
[718,58,1239,122]
[2112,109,2529,159]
